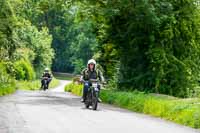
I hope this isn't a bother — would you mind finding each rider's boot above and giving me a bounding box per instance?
[81,98,84,102]
[81,92,87,102]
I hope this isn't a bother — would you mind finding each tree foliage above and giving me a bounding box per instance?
[13,21,54,76]
[0,0,16,59]
[0,0,54,81]
[1,0,200,97]
[19,0,99,73]
[88,0,200,97]
[14,59,35,80]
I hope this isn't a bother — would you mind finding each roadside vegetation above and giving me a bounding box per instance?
[0,0,54,95]
[16,78,59,91]
[65,83,82,96]
[53,73,74,80]
[1,0,200,98]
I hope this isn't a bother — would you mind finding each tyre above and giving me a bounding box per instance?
[92,92,98,110]
[85,93,90,108]
[85,103,90,108]
[43,80,48,91]
[92,98,98,110]
[44,84,47,91]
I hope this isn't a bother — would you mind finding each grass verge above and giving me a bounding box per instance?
[0,77,60,96]
[53,72,74,80]
[0,83,16,96]
[65,83,200,129]
[65,83,82,96]
[54,76,73,80]
[17,78,60,90]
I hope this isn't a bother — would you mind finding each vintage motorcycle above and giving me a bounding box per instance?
[41,77,49,91]
[84,79,99,110]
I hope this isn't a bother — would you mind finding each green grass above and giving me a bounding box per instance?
[53,73,74,80]
[0,77,60,96]
[65,83,82,96]
[65,83,200,129]
[17,78,60,90]
[0,83,16,96]
[54,76,73,80]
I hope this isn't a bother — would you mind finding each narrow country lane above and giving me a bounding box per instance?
[0,80,199,133]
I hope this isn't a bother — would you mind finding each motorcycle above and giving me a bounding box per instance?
[84,79,99,110]
[42,77,49,91]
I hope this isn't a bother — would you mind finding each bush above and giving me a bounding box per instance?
[0,63,16,96]
[14,59,35,80]
[65,83,82,96]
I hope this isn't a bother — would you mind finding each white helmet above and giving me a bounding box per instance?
[87,59,96,65]
[45,67,49,72]
[87,59,96,70]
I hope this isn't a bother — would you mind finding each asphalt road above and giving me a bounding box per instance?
[0,80,199,133]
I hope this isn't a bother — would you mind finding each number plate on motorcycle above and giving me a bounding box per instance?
[92,83,98,88]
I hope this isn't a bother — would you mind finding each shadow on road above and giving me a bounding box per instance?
[14,91,82,108]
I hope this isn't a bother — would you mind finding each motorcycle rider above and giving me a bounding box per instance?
[40,68,52,90]
[80,59,104,102]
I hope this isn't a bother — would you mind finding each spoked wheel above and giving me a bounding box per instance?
[44,84,47,91]
[85,103,90,108]
[85,93,90,108]
[43,80,48,91]
[92,92,98,110]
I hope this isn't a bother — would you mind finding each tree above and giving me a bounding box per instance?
[13,20,54,76]
[0,0,17,59]
[99,0,200,97]
[18,0,99,73]
[76,0,200,97]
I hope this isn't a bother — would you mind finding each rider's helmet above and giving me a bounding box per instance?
[87,59,96,70]
[44,67,49,72]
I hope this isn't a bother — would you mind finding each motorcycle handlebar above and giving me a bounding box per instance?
[41,77,51,80]
[81,79,105,84]
[89,79,98,82]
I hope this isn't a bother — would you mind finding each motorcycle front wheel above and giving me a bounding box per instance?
[92,91,98,110]
[85,93,91,108]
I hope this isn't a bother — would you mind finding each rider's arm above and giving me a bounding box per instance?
[80,76,83,82]
[98,70,105,83]
[81,68,87,81]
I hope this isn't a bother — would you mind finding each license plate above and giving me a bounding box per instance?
[92,83,98,88]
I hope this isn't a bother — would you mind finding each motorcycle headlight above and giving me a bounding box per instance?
[92,83,98,88]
